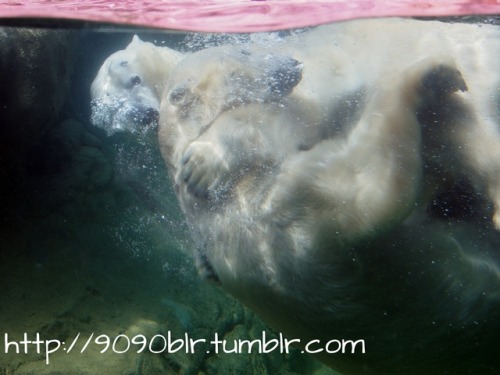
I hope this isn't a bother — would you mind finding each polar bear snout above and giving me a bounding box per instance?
[90,95,159,135]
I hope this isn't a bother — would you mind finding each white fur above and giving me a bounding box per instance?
[158,19,500,374]
[93,18,500,374]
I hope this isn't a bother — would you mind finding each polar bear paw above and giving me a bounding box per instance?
[179,141,232,198]
[419,60,467,100]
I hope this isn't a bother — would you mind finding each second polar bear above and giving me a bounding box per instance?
[91,35,183,134]
[158,18,500,374]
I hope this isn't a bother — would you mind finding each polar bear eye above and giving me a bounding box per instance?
[130,75,142,86]
[169,85,188,105]
[119,61,128,67]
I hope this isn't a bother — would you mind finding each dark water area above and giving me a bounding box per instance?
[0,11,500,375]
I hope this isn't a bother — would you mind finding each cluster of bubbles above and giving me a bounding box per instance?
[90,96,158,136]
[180,27,306,52]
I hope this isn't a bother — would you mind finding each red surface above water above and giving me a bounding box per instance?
[0,0,498,32]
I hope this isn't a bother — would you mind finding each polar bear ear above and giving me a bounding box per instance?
[169,82,191,106]
[130,35,142,45]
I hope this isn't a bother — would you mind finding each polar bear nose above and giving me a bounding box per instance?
[131,75,142,86]
[269,58,303,96]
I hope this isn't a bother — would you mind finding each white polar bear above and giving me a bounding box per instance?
[157,19,500,374]
[91,18,500,374]
[90,35,183,134]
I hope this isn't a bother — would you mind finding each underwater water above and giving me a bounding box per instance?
[0,3,500,375]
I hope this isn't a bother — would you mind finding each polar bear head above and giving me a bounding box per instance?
[162,44,303,132]
[91,35,183,135]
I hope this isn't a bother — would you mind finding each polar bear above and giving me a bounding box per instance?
[90,35,183,135]
[157,19,500,374]
[91,18,500,374]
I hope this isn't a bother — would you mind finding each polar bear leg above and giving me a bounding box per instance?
[265,59,467,241]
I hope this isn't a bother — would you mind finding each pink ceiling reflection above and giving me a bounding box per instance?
[0,0,498,32]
